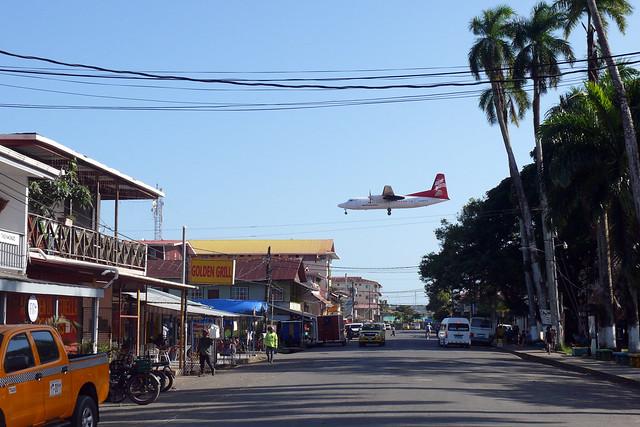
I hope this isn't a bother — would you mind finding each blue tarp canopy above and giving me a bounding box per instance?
[196,299,267,316]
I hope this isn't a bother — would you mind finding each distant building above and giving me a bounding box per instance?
[331,276,382,322]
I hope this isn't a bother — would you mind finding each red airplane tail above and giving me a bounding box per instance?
[407,173,449,199]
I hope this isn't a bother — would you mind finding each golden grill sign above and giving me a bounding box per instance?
[189,259,236,285]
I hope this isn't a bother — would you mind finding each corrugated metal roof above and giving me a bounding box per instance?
[189,239,338,259]
[0,133,163,200]
[235,258,306,283]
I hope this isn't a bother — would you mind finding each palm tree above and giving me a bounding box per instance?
[585,0,640,234]
[469,6,547,340]
[541,72,640,350]
[554,0,639,230]
[511,2,575,346]
[554,0,632,80]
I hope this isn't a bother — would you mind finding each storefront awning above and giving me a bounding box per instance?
[197,299,267,316]
[0,277,104,298]
[125,288,240,317]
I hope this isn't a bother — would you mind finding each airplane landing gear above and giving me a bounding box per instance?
[387,208,392,216]
[344,209,348,215]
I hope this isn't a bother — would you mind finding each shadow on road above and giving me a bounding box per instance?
[102,332,640,426]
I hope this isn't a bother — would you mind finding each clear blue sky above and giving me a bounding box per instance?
[2,2,638,304]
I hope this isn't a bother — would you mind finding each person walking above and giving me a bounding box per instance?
[391,324,396,336]
[264,325,278,364]
[198,330,215,376]
[545,326,556,354]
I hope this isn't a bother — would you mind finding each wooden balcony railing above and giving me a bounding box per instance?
[27,213,146,271]
[0,228,26,271]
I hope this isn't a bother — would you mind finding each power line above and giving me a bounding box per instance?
[0,48,637,90]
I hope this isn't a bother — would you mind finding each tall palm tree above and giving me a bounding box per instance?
[469,6,547,339]
[511,2,575,346]
[554,0,632,80]
[541,72,640,350]
[585,0,640,234]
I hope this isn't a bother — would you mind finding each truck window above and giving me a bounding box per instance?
[4,333,35,373]
[32,330,60,364]
[449,323,469,331]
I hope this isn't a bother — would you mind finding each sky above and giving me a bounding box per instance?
[1,2,638,305]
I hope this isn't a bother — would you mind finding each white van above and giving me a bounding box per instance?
[470,317,493,345]
[438,317,471,348]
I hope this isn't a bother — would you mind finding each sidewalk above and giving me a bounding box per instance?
[499,345,640,389]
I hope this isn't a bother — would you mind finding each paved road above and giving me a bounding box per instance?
[101,331,640,426]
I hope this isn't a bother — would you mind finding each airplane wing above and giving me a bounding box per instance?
[382,185,404,201]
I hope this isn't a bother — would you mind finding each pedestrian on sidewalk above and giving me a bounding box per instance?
[391,325,396,336]
[264,325,278,364]
[545,326,556,354]
[198,330,215,376]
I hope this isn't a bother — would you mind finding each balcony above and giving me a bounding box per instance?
[0,228,26,272]
[27,213,146,271]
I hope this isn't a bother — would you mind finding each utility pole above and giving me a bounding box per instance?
[265,246,273,326]
[179,226,187,373]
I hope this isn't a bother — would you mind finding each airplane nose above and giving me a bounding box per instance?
[338,202,346,208]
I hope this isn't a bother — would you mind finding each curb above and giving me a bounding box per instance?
[498,347,640,389]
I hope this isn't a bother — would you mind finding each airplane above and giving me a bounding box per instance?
[338,173,449,216]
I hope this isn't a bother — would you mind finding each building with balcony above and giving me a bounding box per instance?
[0,133,193,355]
[331,276,382,322]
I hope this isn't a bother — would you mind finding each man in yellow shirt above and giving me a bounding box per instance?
[264,325,278,364]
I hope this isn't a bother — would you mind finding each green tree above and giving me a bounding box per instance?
[469,6,546,333]
[511,1,575,345]
[29,159,92,219]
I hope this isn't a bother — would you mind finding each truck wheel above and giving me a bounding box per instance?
[71,395,98,427]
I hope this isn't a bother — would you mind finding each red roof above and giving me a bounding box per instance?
[147,260,183,280]
[235,258,306,283]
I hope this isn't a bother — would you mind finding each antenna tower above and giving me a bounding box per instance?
[152,185,164,240]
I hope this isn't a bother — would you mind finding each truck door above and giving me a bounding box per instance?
[31,330,68,421]
[1,332,45,426]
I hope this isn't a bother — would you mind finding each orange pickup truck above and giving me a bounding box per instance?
[0,324,109,427]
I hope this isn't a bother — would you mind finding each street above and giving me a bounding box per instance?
[101,331,640,426]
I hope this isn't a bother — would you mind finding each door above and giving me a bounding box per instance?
[1,332,45,426]
[31,330,68,421]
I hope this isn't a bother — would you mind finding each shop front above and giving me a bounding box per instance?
[0,277,103,353]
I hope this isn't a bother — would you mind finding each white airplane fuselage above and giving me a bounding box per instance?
[338,195,446,211]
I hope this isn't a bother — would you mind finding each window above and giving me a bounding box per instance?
[449,323,469,331]
[207,288,220,299]
[231,287,249,300]
[189,287,204,300]
[32,330,60,364]
[4,333,35,373]
[271,287,283,302]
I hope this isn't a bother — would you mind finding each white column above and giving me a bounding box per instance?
[1,293,6,324]
[92,298,99,354]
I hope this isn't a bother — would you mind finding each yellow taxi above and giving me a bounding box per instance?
[358,322,386,346]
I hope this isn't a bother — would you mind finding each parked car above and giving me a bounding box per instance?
[0,324,110,427]
[346,323,363,340]
[437,317,471,348]
[358,323,386,346]
[470,317,493,345]
[384,323,391,330]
